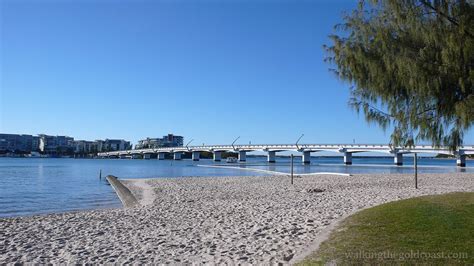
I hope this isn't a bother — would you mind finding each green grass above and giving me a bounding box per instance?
[300,192,474,265]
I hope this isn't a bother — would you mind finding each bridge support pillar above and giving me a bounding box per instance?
[394,153,403,166]
[131,154,140,159]
[143,153,152,160]
[457,155,466,167]
[157,152,165,160]
[173,152,182,160]
[192,151,200,161]
[344,152,352,165]
[238,151,246,162]
[213,151,222,162]
[267,151,276,163]
[302,151,311,164]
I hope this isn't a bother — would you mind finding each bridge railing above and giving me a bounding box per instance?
[97,143,474,156]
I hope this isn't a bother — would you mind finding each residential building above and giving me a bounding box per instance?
[163,134,184,147]
[95,139,132,152]
[38,135,74,154]
[136,134,184,149]
[136,138,163,149]
[32,136,40,152]
[73,140,96,154]
[0,133,133,155]
[0,134,38,153]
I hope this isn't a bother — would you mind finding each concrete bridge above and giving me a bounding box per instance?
[97,144,474,167]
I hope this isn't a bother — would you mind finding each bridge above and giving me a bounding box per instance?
[97,144,474,167]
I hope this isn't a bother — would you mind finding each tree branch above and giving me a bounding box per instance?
[419,0,474,38]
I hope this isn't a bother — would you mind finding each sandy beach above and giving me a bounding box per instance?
[1,173,473,264]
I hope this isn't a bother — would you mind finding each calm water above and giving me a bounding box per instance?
[0,157,471,217]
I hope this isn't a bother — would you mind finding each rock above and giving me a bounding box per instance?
[306,188,325,193]
[283,253,294,261]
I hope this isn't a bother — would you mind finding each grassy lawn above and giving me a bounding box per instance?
[300,192,474,265]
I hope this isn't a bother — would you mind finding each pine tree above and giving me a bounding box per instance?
[325,0,474,150]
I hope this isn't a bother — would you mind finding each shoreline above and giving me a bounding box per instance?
[1,173,473,264]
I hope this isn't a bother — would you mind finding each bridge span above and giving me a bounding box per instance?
[97,144,474,167]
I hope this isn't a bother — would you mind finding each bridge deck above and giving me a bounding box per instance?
[98,144,474,157]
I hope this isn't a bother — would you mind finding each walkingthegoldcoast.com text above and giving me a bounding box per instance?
[345,250,468,260]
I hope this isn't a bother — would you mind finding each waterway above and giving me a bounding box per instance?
[0,157,471,217]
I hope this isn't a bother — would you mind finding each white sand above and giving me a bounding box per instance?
[1,173,473,264]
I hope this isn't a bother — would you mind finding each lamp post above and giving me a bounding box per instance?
[291,154,294,185]
[231,136,240,150]
[414,153,418,189]
[185,139,194,151]
[296,134,304,150]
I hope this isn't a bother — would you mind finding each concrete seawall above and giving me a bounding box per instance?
[106,175,139,208]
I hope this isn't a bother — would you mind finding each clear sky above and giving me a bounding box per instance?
[1,0,473,146]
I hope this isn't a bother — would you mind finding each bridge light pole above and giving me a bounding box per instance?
[231,136,240,150]
[185,139,194,151]
[296,134,304,150]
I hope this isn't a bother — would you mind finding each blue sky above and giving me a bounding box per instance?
[1,0,473,146]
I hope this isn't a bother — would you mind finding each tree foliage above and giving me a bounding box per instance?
[325,0,474,150]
